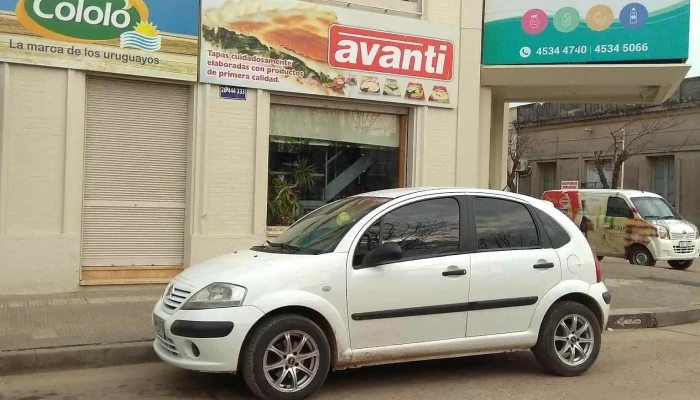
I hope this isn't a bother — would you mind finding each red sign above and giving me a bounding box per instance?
[328,25,455,81]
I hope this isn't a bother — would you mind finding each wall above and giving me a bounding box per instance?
[0,63,80,294]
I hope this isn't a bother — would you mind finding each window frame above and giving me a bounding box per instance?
[351,195,469,268]
[466,195,552,254]
[606,196,633,219]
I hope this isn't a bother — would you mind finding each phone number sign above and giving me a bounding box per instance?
[482,1,690,65]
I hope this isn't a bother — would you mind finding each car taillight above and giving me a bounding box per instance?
[593,251,602,283]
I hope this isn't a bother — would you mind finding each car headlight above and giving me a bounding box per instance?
[657,225,670,240]
[181,283,247,310]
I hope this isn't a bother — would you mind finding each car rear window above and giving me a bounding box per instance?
[535,209,571,249]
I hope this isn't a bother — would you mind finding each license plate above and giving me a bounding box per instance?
[680,241,692,248]
[153,314,165,339]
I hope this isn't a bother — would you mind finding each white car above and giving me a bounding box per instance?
[152,188,611,400]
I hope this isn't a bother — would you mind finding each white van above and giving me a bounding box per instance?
[542,189,699,270]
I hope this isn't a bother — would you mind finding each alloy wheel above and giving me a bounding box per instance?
[554,314,595,367]
[263,330,320,393]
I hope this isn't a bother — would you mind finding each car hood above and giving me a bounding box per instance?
[176,249,317,287]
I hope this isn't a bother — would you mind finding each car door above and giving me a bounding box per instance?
[601,196,633,258]
[467,195,562,337]
[346,195,471,349]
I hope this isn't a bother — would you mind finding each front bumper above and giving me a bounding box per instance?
[647,238,700,261]
[588,282,611,331]
[152,298,265,373]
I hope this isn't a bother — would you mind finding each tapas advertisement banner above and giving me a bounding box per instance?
[0,0,199,81]
[483,0,690,65]
[199,0,459,108]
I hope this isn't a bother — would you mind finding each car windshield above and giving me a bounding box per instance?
[631,196,680,220]
[253,196,390,255]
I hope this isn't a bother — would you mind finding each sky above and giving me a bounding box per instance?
[688,1,699,77]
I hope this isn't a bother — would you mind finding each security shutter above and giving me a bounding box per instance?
[82,77,188,267]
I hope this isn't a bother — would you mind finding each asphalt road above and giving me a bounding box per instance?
[2,324,699,400]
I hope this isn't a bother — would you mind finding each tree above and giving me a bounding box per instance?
[590,111,687,189]
[506,124,536,192]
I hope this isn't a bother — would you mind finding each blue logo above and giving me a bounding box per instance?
[119,21,162,52]
[620,3,648,30]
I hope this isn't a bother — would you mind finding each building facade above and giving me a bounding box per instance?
[0,0,691,294]
[515,77,700,224]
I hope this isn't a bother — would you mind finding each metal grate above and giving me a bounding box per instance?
[162,281,193,312]
[671,232,697,240]
[157,335,179,357]
[673,245,695,254]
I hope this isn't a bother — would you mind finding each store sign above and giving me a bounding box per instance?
[482,0,690,65]
[0,0,199,81]
[199,0,459,108]
[220,85,246,100]
[561,180,579,189]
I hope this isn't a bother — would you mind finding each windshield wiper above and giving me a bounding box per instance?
[263,240,302,253]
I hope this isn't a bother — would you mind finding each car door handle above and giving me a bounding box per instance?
[533,262,555,270]
[442,269,467,277]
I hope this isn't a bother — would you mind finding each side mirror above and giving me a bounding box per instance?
[361,242,403,268]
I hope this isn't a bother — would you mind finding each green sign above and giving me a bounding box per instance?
[482,0,690,65]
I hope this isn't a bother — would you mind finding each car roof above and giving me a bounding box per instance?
[354,187,543,203]
[543,189,662,199]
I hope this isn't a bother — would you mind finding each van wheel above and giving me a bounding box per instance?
[669,260,694,270]
[597,256,604,261]
[241,314,331,400]
[629,246,656,266]
[533,301,602,377]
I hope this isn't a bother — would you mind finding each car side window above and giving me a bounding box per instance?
[474,197,540,251]
[606,197,632,218]
[535,208,571,249]
[352,197,460,265]
[352,221,380,266]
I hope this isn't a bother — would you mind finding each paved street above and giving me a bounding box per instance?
[2,324,700,400]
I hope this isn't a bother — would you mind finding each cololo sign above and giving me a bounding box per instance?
[199,0,459,108]
[0,0,200,81]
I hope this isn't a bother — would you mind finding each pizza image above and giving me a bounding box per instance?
[429,85,450,104]
[383,79,401,96]
[405,82,425,100]
[360,76,380,94]
[201,0,339,94]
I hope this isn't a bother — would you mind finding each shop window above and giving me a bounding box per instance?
[267,104,404,227]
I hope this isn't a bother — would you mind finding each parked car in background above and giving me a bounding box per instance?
[542,189,699,270]
[153,188,610,400]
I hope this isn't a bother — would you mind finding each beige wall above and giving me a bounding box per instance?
[0,1,507,295]
[0,64,80,294]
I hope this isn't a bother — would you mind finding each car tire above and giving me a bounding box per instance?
[241,314,331,400]
[597,255,604,261]
[532,301,602,377]
[668,259,694,270]
[629,246,656,266]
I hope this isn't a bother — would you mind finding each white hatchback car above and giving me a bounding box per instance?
[152,188,611,400]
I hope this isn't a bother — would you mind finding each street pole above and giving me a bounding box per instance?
[620,129,626,189]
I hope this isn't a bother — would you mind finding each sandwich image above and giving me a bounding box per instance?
[201,0,339,94]
[405,82,425,100]
[360,76,380,94]
[429,85,450,104]
[383,79,401,96]
[345,74,358,86]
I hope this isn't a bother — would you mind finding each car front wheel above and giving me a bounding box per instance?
[533,301,602,376]
[668,259,694,270]
[241,314,331,400]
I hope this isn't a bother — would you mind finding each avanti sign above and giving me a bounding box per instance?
[16,0,160,51]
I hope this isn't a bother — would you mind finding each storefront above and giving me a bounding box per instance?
[0,0,691,294]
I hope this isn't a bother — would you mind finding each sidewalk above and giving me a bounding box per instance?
[1,261,699,375]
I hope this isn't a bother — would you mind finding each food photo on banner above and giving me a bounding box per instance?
[0,0,199,81]
[482,0,690,65]
[198,0,459,108]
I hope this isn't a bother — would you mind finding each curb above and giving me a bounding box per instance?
[0,341,158,376]
[607,306,700,330]
[2,307,699,376]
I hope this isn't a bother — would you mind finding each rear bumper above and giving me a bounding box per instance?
[588,282,611,330]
